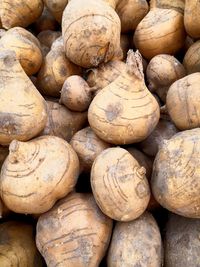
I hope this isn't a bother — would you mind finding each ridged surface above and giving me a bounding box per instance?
[36,193,113,267]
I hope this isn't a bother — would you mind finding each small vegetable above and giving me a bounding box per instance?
[62,0,121,68]
[91,147,150,221]
[44,0,68,23]
[0,136,79,214]
[107,212,162,267]
[36,193,113,267]
[183,40,200,74]
[88,50,160,145]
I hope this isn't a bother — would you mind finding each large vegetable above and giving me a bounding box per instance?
[88,50,160,145]
[0,27,43,76]
[0,0,43,29]
[62,0,121,68]
[42,100,87,141]
[134,3,186,59]
[0,221,44,266]
[70,127,111,173]
[184,0,200,38]
[0,50,47,146]
[0,136,79,214]
[152,128,200,218]
[107,212,162,267]
[36,193,113,267]
[165,213,200,267]
[91,147,150,221]
[166,73,200,130]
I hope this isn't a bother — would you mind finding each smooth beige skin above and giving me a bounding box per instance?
[37,38,81,97]
[62,0,121,68]
[0,136,79,214]
[183,41,200,74]
[134,8,186,59]
[60,75,92,112]
[152,128,200,218]
[165,213,200,267]
[184,0,200,38]
[91,147,150,221]
[37,30,61,48]
[167,73,200,130]
[116,0,149,33]
[140,119,178,156]
[36,193,113,267]
[41,101,87,142]
[1,0,43,29]
[0,221,44,266]
[0,27,42,76]
[107,212,162,267]
[87,60,126,92]
[150,0,185,14]
[147,54,186,102]
[44,0,68,23]
[88,50,160,145]
[0,50,47,146]
[33,7,58,33]
[70,127,111,172]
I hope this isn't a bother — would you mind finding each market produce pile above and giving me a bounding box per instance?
[0,0,200,266]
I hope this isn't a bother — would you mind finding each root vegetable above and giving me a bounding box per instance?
[107,212,162,267]
[183,40,200,74]
[33,7,59,33]
[0,0,43,29]
[165,213,200,267]
[42,101,87,141]
[152,128,200,218]
[140,119,178,156]
[36,192,113,267]
[91,147,150,221]
[150,0,185,14]
[0,136,79,214]
[88,50,160,145]
[147,54,186,102]
[134,6,186,59]
[116,0,149,33]
[166,73,200,130]
[62,0,121,68]
[184,0,200,39]
[60,75,95,112]
[86,60,126,93]
[70,127,111,173]
[44,0,68,23]
[0,221,44,266]
[0,50,47,146]
[37,30,61,48]
[37,38,81,97]
[0,27,42,76]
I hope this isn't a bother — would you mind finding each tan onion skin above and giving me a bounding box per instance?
[88,50,160,145]
[184,0,200,39]
[41,101,87,142]
[107,212,162,267]
[152,128,200,218]
[44,0,68,23]
[70,127,111,173]
[0,0,43,29]
[146,54,186,102]
[134,8,186,60]
[0,221,44,266]
[183,40,200,74]
[0,136,79,214]
[36,193,113,267]
[0,27,43,76]
[62,0,121,68]
[116,0,149,33]
[165,213,200,267]
[91,147,150,221]
[0,50,47,146]
[166,73,200,130]
[37,38,81,97]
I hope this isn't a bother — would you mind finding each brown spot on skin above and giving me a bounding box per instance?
[106,103,123,122]
[0,113,19,135]
[135,181,149,199]
[84,29,91,38]
[59,65,67,77]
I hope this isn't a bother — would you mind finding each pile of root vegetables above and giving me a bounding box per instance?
[1,0,200,266]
